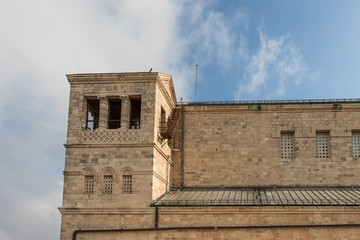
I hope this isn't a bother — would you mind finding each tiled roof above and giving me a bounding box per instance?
[151,187,360,207]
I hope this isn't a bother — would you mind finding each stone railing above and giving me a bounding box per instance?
[81,129,140,144]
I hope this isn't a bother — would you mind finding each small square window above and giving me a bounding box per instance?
[104,176,113,194]
[281,132,294,159]
[316,132,329,158]
[123,175,132,194]
[85,176,94,194]
[352,132,360,158]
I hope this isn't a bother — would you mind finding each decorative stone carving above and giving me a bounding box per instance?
[81,129,139,144]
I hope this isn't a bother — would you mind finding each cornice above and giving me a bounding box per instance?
[154,144,174,165]
[156,76,176,108]
[158,73,177,105]
[184,106,360,114]
[58,207,153,214]
[67,72,159,84]
[64,143,155,148]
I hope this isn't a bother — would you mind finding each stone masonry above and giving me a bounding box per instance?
[59,72,360,240]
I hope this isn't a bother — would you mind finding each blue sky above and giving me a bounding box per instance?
[1,0,360,239]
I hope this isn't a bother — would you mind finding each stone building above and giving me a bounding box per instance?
[59,72,360,240]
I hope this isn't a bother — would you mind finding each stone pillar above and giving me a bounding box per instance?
[98,97,108,129]
[121,96,130,129]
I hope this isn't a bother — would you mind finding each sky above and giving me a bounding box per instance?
[1,0,360,239]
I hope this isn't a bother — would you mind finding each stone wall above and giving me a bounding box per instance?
[60,73,177,240]
[176,104,360,186]
[68,206,360,240]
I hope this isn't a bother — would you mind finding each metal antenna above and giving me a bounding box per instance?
[195,64,198,102]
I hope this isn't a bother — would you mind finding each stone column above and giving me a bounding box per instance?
[121,96,130,129]
[98,97,108,129]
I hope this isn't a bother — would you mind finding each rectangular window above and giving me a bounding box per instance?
[352,132,360,157]
[85,176,94,194]
[123,175,132,194]
[104,176,113,194]
[86,99,99,130]
[160,107,166,133]
[130,97,141,129]
[281,132,294,159]
[108,99,121,129]
[316,132,329,158]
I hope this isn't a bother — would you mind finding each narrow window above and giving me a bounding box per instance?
[86,99,99,130]
[104,175,113,194]
[108,99,121,129]
[123,175,132,194]
[281,132,294,159]
[160,107,166,133]
[316,132,329,158]
[85,176,94,194]
[130,97,141,129]
[352,131,360,158]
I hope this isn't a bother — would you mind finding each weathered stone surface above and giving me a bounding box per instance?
[60,72,360,240]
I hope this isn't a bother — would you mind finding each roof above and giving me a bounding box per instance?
[151,187,360,207]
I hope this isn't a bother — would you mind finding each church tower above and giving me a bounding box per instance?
[59,72,177,239]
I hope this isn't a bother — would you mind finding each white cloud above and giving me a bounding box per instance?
[179,3,249,72]
[0,1,199,239]
[236,30,311,99]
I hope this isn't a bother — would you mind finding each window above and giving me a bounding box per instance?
[85,176,94,194]
[281,132,294,159]
[316,132,329,158]
[123,175,132,194]
[352,132,360,157]
[160,107,166,133]
[108,99,121,129]
[104,176,113,194]
[129,97,141,129]
[86,99,99,130]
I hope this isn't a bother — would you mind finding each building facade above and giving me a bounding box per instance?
[59,72,360,240]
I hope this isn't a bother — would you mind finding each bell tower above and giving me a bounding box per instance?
[59,72,177,239]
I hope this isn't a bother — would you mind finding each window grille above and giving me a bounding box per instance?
[352,132,360,158]
[123,175,133,194]
[281,133,294,159]
[85,176,94,194]
[104,176,113,194]
[316,132,329,158]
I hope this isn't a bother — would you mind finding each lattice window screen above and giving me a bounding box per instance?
[123,175,133,194]
[85,176,94,194]
[316,132,329,158]
[281,133,294,159]
[104,176,113,194]
[352,132,360,157]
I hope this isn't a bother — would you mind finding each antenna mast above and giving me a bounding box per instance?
[195,64,198,102]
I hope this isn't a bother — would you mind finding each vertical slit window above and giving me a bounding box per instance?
[160,107,166,133]
[108,99,121,129]
[104,176,113,194]
[130,97,141,129]
[85,176,94,194]
[352,132,360,158]
[316,132,329,158]
[86,99,99,130]
[123,175,132,194]
[281,132,294,159]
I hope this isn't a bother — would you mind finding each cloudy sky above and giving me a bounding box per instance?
[1,0,360,239]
